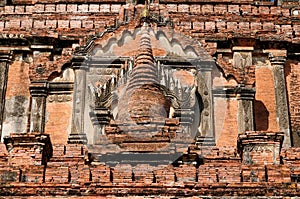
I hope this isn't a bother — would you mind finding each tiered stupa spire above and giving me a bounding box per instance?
[117,22,170,123]
[126,22,159,92]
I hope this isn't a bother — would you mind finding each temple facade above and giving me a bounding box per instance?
[0,0,300,197]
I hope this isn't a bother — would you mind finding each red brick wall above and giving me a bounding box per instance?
[45,101,72,144]
[6,59,30,98]
[214,98,239,147]
[285,61,292,111]
[254,67,279,132]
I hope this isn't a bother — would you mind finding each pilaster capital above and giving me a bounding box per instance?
[72,55,89,70]
[0,50,13,62]
[263,49,287,66]
[232,46,254,52]
[263,49,287,57]
[236,87,256,100]
[196,60,215,72]
[30,81,48,97]
[213,86,255,99]
[89,108,111,125]
[30,45,54,51]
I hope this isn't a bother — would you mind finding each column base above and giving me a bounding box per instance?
[195,136,216,146]
[68,133,88,144]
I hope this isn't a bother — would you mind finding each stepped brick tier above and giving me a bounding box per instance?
[1,131,300,197]
[1,0,300,197]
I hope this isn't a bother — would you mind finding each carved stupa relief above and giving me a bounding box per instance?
[67,15,215,164]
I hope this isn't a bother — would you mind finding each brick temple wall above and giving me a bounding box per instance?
[214,98,239,147]
[0,0,300,196]
[0,0,298,145]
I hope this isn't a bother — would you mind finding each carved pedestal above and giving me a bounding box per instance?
[238,131,284,165]
[4,132,52,166]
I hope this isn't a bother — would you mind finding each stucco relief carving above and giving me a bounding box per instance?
[196,71,212,138]
[47,94,72,103]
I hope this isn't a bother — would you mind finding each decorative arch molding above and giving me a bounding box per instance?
[75,23,213,61]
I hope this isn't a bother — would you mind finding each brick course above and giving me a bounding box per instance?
[0,140,298,196]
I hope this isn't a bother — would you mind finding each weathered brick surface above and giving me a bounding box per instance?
[45,20,57,29]
[45,102,72,144]
[281,147,300,165]
[266,165,290,183]
[58,20,69,29]
[0,166,20,183]
[45,164,69,183]
[242,165,266,182]
[190,4,201,14]
[29,48,73,81]
[133,164,154,184]
[1,2,299,43]
[198,164,217,183]
[153,165,175,185]
[90,164,111,183]
[56,4,66,12]
[254,67,279,132]
[21,165,44,183]
[215,98,239,147]
[112,164,133,184]
[33,20,45,29]
[175,165,196,182]
[6,59,30,98]
[217,162,241,183]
